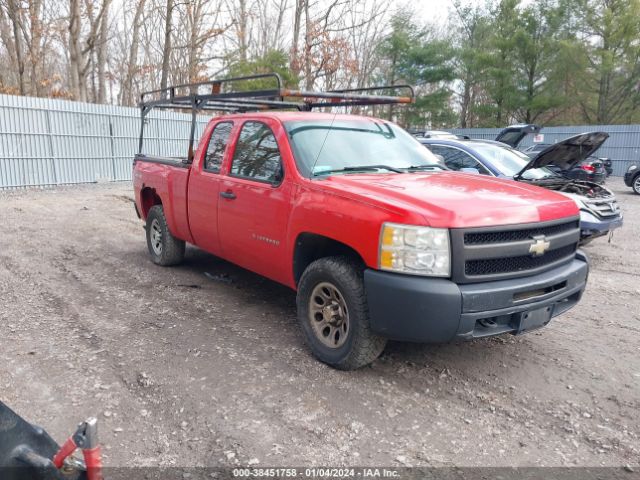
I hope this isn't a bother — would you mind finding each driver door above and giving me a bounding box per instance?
[217,120,292,284]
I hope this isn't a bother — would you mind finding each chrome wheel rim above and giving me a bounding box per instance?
[150,219,163,255]
[634,176,640,193]
[308,282,349,349]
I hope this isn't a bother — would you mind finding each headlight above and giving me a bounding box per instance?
[379,223,450,277]
[629,165,638,172]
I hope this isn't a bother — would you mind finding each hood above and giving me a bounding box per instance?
[319,171,579,229]
[514,131,609,180]
[495,124,541,148]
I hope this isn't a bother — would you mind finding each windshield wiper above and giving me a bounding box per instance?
[313,164,404,176]
[404,164,446,171]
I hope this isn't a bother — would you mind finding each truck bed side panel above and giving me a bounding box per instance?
[133,158,194,243]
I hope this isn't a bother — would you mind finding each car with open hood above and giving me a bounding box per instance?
[522,143,608,184]
[418,127,622,244]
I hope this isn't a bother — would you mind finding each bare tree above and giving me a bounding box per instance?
[0,2,19,92]
[120,0,147,105]
[347,0,388,88]
[6,0,26,94]
[25,0,44,96]
[96,0,111,102]
[159,0,173,91]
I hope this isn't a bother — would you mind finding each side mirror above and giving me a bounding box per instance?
[460,167,480,174]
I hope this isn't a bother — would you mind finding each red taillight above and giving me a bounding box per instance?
[580,164,595,173]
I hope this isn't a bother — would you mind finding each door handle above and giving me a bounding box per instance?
[220,190,236,200]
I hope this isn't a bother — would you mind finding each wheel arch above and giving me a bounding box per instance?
[140,186,163,219]
[633,171,640,194]
[293,233,366,286]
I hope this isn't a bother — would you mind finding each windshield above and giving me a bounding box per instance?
[471,143,558,180]
[285,119,443,177]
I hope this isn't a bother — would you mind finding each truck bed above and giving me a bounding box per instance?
[133,154,193,243]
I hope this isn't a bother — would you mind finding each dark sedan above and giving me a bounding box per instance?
[522,144,607,184]
[417,133,622,244]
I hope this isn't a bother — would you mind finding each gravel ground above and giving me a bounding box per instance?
[0,178,638,469]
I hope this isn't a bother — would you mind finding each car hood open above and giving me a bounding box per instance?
[495,124,541,148]
[513,132,609,179]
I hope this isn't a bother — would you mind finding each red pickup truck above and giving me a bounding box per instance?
[133,76,589,370]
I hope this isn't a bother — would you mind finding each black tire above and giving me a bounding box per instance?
[296,256,387,370]
[145,205,185,266]
[633,173,640,195]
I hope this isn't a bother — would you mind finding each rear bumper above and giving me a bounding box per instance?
[364,253,589,343]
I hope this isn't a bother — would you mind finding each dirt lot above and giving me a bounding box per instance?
[0,178,639,469]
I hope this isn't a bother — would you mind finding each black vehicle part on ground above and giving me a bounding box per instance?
[0,401,85,480]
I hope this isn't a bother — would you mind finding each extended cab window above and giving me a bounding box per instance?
[230,122,283,183]
[429,145,490,175]
[204,122,233,172]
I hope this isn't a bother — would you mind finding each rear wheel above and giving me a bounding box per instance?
[296,256,387,370]
[633,174,640,195]
[146,205,185,266]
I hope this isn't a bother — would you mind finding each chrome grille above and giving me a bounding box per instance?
[585,199,620,218]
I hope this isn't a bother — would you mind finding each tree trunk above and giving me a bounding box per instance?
[68,0,82,100]
[28,0,43,96]
[7,0,26,95]
[0,5,18,88]
[160,0,174,93]
[237,0,247,62]
[97,0,110,103]
[460,74,471,128]
[123,0,146,105]
[291,0,303,76]
[303,1,313,90]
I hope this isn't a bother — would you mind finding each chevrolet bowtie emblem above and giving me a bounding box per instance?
[529,235,551,256]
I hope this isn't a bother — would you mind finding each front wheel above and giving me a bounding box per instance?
[296,256,387,370]
[633,174,640,195]
[146,205,185,266]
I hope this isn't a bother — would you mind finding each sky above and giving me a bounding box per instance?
[404,0,456,26]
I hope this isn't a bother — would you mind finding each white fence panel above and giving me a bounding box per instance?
[0,94,209,189]
[2,93,639,188]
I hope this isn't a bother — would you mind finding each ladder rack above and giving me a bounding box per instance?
[138,72,414,160]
